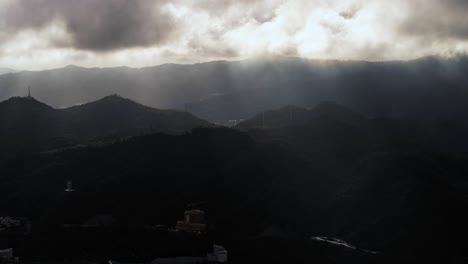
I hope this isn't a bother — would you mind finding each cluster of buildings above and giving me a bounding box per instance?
[0,249,18,264]
[225,119,244,127]
[143,209,227,263]
[0,205,226,263]
[0,217,31,235]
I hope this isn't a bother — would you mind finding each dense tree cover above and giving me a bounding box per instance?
[0,98,467,262]
[0,95,211,157]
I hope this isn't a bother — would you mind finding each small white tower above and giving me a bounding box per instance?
[64,180,74,192]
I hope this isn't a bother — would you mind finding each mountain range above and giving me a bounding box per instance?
[1,56,468,125]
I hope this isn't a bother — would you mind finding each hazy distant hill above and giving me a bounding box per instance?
[236,102,368,129]
[0,68,18,75]
[0,94,211,156]
[1,56,468,125]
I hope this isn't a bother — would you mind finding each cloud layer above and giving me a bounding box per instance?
[400,0,468,41]
[1,0,175,51]
[0,0,467,70]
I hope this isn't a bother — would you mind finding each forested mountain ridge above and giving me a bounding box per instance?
[2,56,468,124]
[0,94,212,156]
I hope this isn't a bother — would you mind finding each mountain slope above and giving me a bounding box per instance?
[61,94,211,139]
[0,95,211,156]
[237,103,468,255]
[238,102,468,159]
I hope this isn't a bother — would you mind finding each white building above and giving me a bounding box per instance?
[207,245,228,263]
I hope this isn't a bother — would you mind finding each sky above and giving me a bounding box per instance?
[0,0,467,70]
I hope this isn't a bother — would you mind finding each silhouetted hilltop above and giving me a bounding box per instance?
[0,95,212,156]
[0,96,54,111]
[237,102,368,129]
[0,97,58,155]
[62,94,211,139]
[236,105,309,128]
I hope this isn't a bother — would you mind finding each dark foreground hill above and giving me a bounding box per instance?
[0,120,467,262]
[0,95,211,156]
[236,102,468,255]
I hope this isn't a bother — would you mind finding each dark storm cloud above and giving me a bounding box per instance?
[3,0,468,70]
[1,0,175,51]
[399,0,468,40]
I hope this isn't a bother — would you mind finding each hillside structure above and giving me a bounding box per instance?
[0,248,19,264]
[176,209,206,233]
